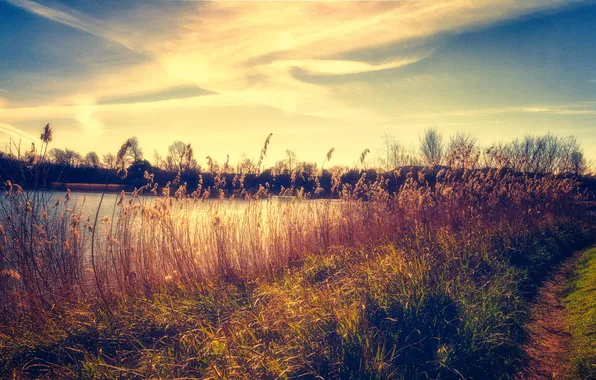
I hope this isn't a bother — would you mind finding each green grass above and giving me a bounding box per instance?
[566,246,596,379]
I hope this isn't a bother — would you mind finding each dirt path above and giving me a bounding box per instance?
[517,253,579,380]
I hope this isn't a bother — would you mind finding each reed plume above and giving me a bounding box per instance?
[256,132,273,174]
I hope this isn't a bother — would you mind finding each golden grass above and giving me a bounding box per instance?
[0,166,593,378]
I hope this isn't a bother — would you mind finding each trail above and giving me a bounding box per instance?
[517,252,580,379]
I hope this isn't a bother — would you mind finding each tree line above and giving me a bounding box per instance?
[380,129,587,175]
[0,124,592,195]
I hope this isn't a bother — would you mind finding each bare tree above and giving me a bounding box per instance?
[484,134,586,174]
[419,128,444,166]
[237,154,256,174]
[127,137,143,163]
[273,159,287,175]
[377,134,420,169]
[557,136,584,174]
[378,134,401,170]
[272,150,297,175]
[570,151,586,175]
[50,148,82,167]
[167,141,194,172]
[483,143,511,169]
[298,161,318,176]
[447,132,479,170]
[102,153,116,169]
[84,152,100,168]
[205,155,219,173]
[153,150,163,168]
[285,150,297,173]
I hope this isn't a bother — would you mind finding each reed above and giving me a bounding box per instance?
[0,130,593,378]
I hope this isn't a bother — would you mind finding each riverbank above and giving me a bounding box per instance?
[49,182,127,192]
[1,223,593,379]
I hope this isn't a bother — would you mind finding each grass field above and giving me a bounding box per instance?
[566,247,596,379]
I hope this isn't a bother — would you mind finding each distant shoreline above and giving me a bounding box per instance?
[49,182,127,193]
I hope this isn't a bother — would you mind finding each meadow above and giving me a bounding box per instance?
[0,128,594,379]
[566,247,596,379]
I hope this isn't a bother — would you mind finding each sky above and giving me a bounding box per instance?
[1,0,596,167]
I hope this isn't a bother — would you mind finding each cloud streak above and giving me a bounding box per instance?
[1,0,592,161]
[442,104,596,117]
[0,122,37,143]
[1,0,134,49]
[5,0,582,112]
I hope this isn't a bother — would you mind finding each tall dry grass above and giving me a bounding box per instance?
[0,164,588,323]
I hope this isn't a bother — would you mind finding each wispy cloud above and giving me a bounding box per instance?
[0,122,37,143]
[1,0,590,159]
[1,0,134,49]
[5,0,581,112]
[97,85,214,106]
[386,120,508,129]
[519,107,596,115]
[442,103,596,117]
[281,57,423,77]
[136,0,584,120]
[0,93,254,125]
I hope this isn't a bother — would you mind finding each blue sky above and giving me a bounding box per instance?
[0,0,595,165]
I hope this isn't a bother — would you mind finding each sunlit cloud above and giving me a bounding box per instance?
[97,86,214,106]
[6,0,581,110]
[0,94,252,123]
[142,0,583,117]
[1,0,593,161]
[276,58,422,77]
[74,104,104,138]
